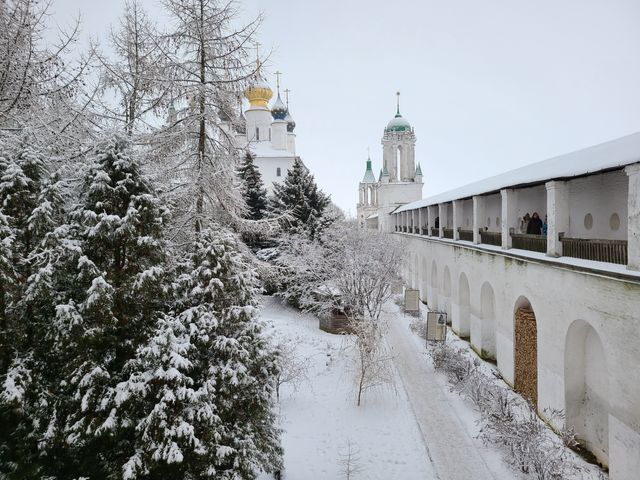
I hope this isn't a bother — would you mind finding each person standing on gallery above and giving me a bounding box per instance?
[527,212,544,235]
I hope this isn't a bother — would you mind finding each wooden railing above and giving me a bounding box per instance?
[458,229,474,242]
[511,233,547,253]
[443,228,454,239]
[480,230,502,246]
[560,237,628,265]
[421,227,428,235]
[431,227,439,236]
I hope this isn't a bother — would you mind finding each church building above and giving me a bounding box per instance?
[222,71,299,193]
[357,93,423,230]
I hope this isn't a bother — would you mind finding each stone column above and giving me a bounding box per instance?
[626,163,640,270]
[438,203,446,238]
[473,195,486,244]
[501,189,517,249]
[418,208,423,235]
[426,205,433,236]
[453,200,463,241]
[545,181,569,257]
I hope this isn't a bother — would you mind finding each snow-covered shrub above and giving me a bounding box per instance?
[427,342,592,480]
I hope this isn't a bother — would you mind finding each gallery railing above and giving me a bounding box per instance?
[511,233,547,253]
[458,229,474,242]
[431,227,439,237]
[480,230,502,247]
[560,236,628,265]
[443,228,454,239]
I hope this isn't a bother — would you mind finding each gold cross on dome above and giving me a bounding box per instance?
[284,88,291,107]
[275,71,282,93]
[254,42,262,68]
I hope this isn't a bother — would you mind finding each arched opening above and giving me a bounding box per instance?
[514,296,538,408]
[396,146,402,182]
[480,282,496,360]
[367,186,372,205]
[430,260,438,310]
[442,266,452,322]
[421,257,428,301]
[456,273,470,337]
[565,320,609,466]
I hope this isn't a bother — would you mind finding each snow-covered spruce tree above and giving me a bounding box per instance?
[269,157,331,239]
[113,227,282,480]
[0,134,173,479]
[238,152,268,221]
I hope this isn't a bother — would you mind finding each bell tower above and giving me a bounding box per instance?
[382,92,417,182]
[375,92,423,232]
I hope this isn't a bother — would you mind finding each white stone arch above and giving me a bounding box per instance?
[442,265,452,320]
[430,260,438,310]
[480,282,496,360]
[420,256,429,301]
[454,272,471,337]
[565,319,609,467]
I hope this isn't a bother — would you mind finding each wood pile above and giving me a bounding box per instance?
[514,306,538,408]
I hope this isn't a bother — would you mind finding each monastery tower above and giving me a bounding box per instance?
[357,93,423,230]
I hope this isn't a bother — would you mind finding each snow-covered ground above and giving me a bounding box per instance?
[259,295,604,480]
[259,295,435,480]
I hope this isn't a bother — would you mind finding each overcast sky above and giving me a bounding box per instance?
[51,0,640,214]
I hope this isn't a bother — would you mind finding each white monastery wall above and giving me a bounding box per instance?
[399,233,640,479]
[483,194,502,232]
[568,171,628,240]
[462,199,473,229]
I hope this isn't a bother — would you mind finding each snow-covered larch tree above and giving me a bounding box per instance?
[96,0,165,136]
[151,0,262,235]
[113,227,282,480]
[0,0,93,153]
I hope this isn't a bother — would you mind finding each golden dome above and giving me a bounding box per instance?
[244,79,273,108]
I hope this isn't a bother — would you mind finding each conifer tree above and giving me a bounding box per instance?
[238,152,268,221]
[0,134,172,479]
[113,227,282,480]
[270,157,331,239]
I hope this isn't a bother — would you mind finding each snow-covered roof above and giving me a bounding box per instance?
[362,170,376,183]
[366,213,379,220]
[248,142,296,158]
[396,132,640,213]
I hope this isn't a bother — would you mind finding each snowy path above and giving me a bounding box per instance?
[260,297,436,480]
[384,308,518,480]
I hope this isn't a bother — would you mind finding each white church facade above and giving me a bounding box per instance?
[222,73,299,193]
[357,105,640,479]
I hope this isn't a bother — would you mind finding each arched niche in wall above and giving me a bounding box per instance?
[565,319,609,467]
[513,296,538,409]
[480,282,496,360]
[430,260,439,311]
[457,272,471,336]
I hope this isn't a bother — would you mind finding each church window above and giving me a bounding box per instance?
[396,146,402,181]
[256,127,260,141]
[269,128,272,141]
[276,167,281,177]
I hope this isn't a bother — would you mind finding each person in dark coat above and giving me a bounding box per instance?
[527,212,544,235]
